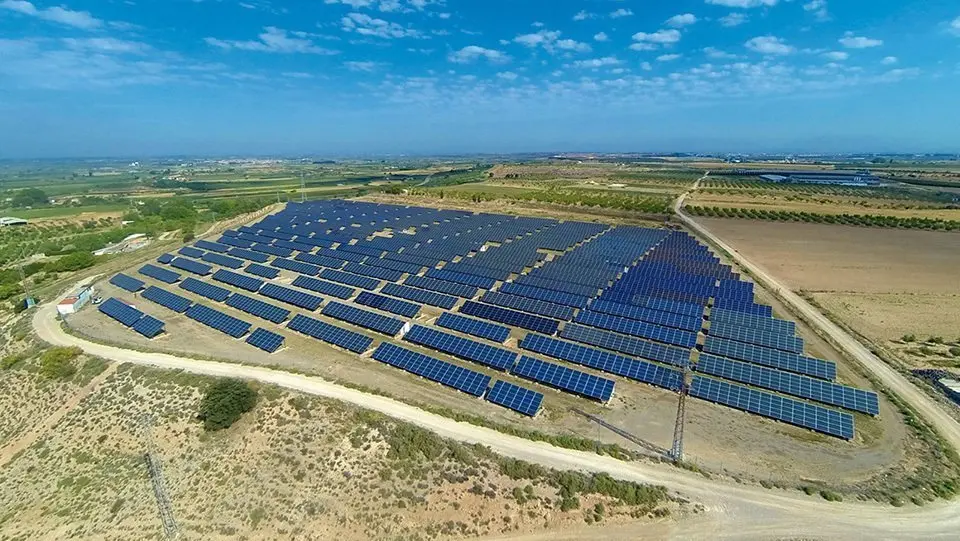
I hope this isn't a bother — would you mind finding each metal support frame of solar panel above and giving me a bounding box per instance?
[479,291,576,321]
[142,286,193,313]
[460,301,560,336]
[99,297,144,326]
[156,253,174,264]
[227,247,270,263]
[110,273,145,292]
[710,308,796,335]
[372,343,492,397]
[319,268,381,291]
[185,303,251,338]
[512,356,615,402]
[195,239,230,253]
[588,300,702,332]
[218,235,255,249]
[291,275,355,300]
[140,263,181,284]
[322,301,405,336]
[287,314,373,353]
[355,291,421,318]
[244,263,279,279]
[178,246,205,259]
[295,252,347,269]
[404,325,517,371]
[259,283,323,311]
[425,268,497,290]
[271,257,321,276]
[246,328,285,353]
[179,277,232,302]
[201,252,245,269]
[574,310,698,349]
[708,320,803,354]
[499,282,589,309]
[404,275,478,299]
[226,293,290,323]
[696,354,878,415]
[703,336,836,380]
[434,312,511,343]
[343,262,405,282]
[213,269,264,292]
[712,299,772,317]
[132,315,165,338]
[561,323,691,367]
[690,376,854,439]
[485,380,543,417]
[520,333,683,391]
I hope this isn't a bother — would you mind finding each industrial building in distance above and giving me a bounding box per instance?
[720,169,882,187]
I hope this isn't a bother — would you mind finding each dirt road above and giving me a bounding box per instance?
[30,302,960,540]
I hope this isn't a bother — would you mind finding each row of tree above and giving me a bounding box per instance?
[686,205,960,230]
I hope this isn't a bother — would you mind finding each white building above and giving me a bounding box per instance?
[57,285,94,316]
[0,217,28,227]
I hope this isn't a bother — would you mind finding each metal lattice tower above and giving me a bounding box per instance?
[300,171,306,203]
[670,360,691,463]
[140,414,180,540]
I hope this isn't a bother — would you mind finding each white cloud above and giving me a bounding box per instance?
[496,71,518,81]
[705,0,777,7]
[282,71,313,79]
[666,13,697,27]
[839,32,883,48]
[823,51,848,61]
[629,43,657,51]
[703,46,738,59]
[573,10,594,21]
[341,12,420,38]
[0,0,101,29]
[719,13,748,27]
[205,27,339,54]
[593,32,609,42]
[640,62,652,71]
[874,67,919,83]
[657,54,682,62]
[610,8,633,19]
[323,0,438,12]
[447,45,508,64]
[344,60,380,71]
[61,37,150,55]
[632,29,682,45]
[881,56,898,65]
[514,30,590,54]
[556,39,591,53]
[745,35,794,55]
[571,56,621,69]
[951,16,960,35]
[803,0,829,21]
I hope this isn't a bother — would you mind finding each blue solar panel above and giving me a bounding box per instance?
[109,273,145,292]
[435,312,511,343]
[244,263,279,279]
[251,243,294,258]
[703,336,837,380]
[355,291,421,318]
[480,291,576,321]
[696,354,879,415]
[629,295,705,318]
[226,293,290,323]
[273,239,315,253]
[157,253,174,264]
[132,315,165,338]
[185,303,251,338]
[460,301,559,335]
[139,264,180,284]
[227,248,270,263]
[709,320,803,353]
[324,249,367,263]
[404,275,478,299]
[512,356,615,402]
[320,268,381,291]
[516,275,600,298]
[404,325,517,371]
[295,252,346,269]
[213,269,264,292]
[560,324,691,367]
[364,257,424,275]
[259,283,324,311]
[322,301,405,336]
[178,277,232,302]
[142,286,193,313]
[295,236,337,249]
[201,252,245,269]
[589,299,703,332]
[195,240,231,253]
[712,299,773,317]
[520,333,683,391]
[271,257,321,276]
[287,314,373,353]
[98,297,143,326]
[218,236,255,249]
[690,376,855,440]
[246,328,285,353]
[499,282,589,309]
[381,283,457,310]
[291,275,356,300]
[343,262,405,282]
[485,380,543,417]
[337,244,386,258]
[574,310,698,349]
[425,268,497,289]
[178,246,205,259]
[711,308,796,335]
[372,343,491,397]
[170,257,213,276]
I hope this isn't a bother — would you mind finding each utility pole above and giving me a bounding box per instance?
[670,358,691,463]
[300,171,306,203]
[17,246,33,307]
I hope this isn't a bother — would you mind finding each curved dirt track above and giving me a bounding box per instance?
[31,302,960,540]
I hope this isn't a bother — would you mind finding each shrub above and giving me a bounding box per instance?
[819,490,843,502]
[198,378,258,431]
[902,334,917,343]
[39,346,81,379]
[182,231,196,243]
[949,347,960,358]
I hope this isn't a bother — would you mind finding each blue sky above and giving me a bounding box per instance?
[1,0,959,158]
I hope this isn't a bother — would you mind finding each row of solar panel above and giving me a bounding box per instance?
[98,298,165,338]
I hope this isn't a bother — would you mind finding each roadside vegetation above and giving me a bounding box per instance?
[197,378,258,431]
[400,187,674,214]
[685,205,960,230]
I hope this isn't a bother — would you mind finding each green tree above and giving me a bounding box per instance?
[198,378,258,431]
[39,346,81,379]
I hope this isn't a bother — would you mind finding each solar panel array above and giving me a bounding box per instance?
[132,315,165,338]
[213,269,264,292]
[485,380,543,417]
[139,264,180,284]
[287,314,373,353]
[574,310,698,349]
[157,253,174,264]
[381,283,457,310]
[561,324,691,367]
[228,247,270,263]
[480,291,576,321]
[405,275,478,299]
[404,325,517,371]
[292,275,356,300]
[711,308,796,335]
[355,291,421,318]
[320,268,381,291]
[296,252,346,269]
[246,328,285,353]
[372,343,491,397]
[272,257,321,276]
[513,356,615,402]
[709,320,803,353]
[179,277,231,302]
[202,252,245,269]
[179,246,205,259]
[142,286,193,313]
[99,297,145,326]
[244,263,279,279]
[109,273,145,292]
[344,262,404,282]
[589,299,702,332]
[460,301,559,335]
[195,239,230,253]
[435,312,510,343]
[322,301,405,336]
[259,283,323,311]
[499,282,590,309]
[226,293,290,323]
[703,336,836,380]
[185,303,251,338]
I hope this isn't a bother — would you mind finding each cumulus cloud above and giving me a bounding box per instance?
[657,54,682,62]
[323,0,438,12]
[610,8,633,19]
[0,0,101,29]
[496,71,518,81]
[666,14,697,27]
[62,37,150,55]
[947,16,960,35]
[839,32,883,48]
[803,0,829,21]
[572,10,594,21]
[447,45,508,64]
[745,35,794,55]
[570,56,621,69]
[823,51,848,61]
[205,27,339,54]
[719,13,748,27]
[593,32,609,42]
[341,12,420,38]
[632,29,682,45]
[705,0,777,7]
[514,30,590,54]
[881,56,898,65]
[344,60,381,71]
[704,46,738,59]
